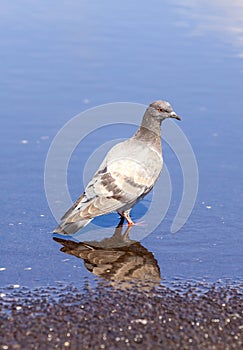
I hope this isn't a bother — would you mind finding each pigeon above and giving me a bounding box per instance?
[54,100,181,234]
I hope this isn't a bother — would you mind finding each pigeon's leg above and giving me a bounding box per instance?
[120,210,135,226]
[116,216,125,228]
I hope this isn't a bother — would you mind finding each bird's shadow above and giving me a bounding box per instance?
[53,218,161,289]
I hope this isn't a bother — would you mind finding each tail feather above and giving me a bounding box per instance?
[53,219,91,235]
[61,194,85,221]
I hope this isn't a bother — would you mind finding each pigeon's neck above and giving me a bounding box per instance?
[140,112,162,136]
[133,112,162,153]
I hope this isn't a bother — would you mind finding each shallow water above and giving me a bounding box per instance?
[0,0,242,289]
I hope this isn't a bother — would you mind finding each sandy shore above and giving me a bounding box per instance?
[0,281,242,350]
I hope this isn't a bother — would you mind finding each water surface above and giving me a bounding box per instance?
[0,0,242,288]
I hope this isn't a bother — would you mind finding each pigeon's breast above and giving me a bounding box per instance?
[106,139,163,187]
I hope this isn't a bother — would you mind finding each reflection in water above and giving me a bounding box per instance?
[53,219,161,289]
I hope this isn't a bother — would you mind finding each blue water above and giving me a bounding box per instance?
[0,0,242,288]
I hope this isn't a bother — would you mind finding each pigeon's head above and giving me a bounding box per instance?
[147,100,181,122]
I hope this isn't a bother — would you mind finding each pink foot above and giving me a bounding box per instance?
[124,220,147,227]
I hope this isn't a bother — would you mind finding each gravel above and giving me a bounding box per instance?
[0,281,242,350]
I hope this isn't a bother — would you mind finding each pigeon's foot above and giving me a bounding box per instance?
[119,211,147,227]
[123,220,147,227]
[119,210,135,226]
[127,221,135,226]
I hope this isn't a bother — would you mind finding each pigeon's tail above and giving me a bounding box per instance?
[53,218,92,235]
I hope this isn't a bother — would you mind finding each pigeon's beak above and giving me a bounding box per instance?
[170,112,181,121]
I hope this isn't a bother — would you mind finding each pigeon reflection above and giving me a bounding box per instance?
[53,219,161,289]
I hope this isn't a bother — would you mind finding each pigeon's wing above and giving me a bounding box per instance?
[64,158,152,223]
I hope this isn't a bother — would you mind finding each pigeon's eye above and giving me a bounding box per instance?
[157,107,163,112]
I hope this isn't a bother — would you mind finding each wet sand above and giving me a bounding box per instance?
[0,282,242,350]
